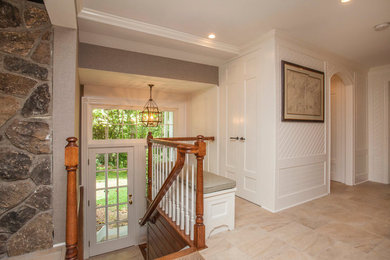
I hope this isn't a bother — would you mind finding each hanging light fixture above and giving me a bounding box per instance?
[140,84,162,127]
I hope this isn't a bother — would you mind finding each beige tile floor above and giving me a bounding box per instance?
[200,181,390,260]
[89,245,144,260]
[9,181,388,260]
[7,245,65,260]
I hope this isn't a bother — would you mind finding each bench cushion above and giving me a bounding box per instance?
[180,171,236,194]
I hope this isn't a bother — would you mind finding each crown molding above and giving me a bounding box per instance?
[78,8,240,55]
[79,30,227,66]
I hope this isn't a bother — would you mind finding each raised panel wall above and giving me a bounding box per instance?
[276,43,328,211]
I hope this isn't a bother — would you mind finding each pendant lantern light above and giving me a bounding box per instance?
[140,84,162,127]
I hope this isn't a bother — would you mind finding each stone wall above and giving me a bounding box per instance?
[0,0,53,257]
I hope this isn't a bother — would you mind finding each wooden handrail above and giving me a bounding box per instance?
[65,137,79,260]
[139,147,186,226]
[151,139,199,153]
[157,136,215,141]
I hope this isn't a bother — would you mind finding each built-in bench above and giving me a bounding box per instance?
[182,171,236,238]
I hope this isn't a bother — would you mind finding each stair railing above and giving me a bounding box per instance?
[139,133,214,249]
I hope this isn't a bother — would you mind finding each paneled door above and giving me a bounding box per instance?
[87,147,135,256]
[225,52,260,204]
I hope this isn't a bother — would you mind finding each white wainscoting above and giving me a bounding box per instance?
[276,155,327,211]
[355,149,368,184]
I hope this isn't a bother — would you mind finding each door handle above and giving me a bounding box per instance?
[230,136,239,140]
[129,194,133,205]
[240,137,246,141]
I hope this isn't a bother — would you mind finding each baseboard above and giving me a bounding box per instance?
[53,242,65,248]
[355,179,369,185]
[274,192,329,213]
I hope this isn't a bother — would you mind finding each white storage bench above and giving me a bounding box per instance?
[179,170,236,238]
[202,171,236,238]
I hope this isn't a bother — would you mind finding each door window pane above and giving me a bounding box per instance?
[118,206,127,221]
[108,153,117,169]
[96,208,106,225]
[118,170,127,186]
[118,187,127,204]
[96,190,105,207]
[96,154,105,171]
[119,221,128,238]
[107,171,117,187]
[96,225,106,242]
[108,223,118,240]
[96,172,105,189]
[107,188,117,205]
[108,206,118,222]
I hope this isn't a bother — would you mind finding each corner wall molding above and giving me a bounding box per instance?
[78,8,240,55]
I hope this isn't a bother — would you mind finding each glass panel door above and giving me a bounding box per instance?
[88,147,135,256]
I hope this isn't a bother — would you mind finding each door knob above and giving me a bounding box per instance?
[240,137,246,141]
[129,194,133,205]
[230,136,239,140]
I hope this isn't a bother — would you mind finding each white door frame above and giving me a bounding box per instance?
[328,73,355,187]
[81,96,185,258]
[87,147,136,256]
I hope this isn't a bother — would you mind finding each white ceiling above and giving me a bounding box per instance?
[78,68,216,94]
[77,0,390,67]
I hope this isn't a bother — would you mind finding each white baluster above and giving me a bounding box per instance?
[164,147,168,213]
[152,145,155,199]
[169,148,173,217]
[172,175,176,221]
[190,162,195,240]
[180,164,184,230]
[185,154,189,235]
[176,166,180,226]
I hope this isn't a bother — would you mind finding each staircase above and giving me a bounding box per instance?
[139,133,214,259]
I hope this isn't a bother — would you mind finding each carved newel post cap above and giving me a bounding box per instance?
[65,137,78,168]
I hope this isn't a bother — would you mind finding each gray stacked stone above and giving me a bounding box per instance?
[0,0,53,257]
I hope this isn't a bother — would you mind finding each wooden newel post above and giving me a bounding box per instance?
[194,135,206,249]
[147,132,153,202]
[65,137,79,260]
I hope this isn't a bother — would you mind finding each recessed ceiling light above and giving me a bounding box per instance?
[340,0,351,3]
[208,33,216,39]
[373,22,390,31]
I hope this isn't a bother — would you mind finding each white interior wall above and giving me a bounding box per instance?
[186,87,220,174]
[368,65,390,184]
[275,33,368,211]
[53,27,78,244]
[219,31,369,212]
[275,36,328,210]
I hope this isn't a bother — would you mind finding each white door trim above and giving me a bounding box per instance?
[87,147,136,256]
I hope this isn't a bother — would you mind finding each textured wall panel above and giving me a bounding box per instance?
[355,73,368,183]
[277,46,326,160]
[371,82,385,177]
[279,122,325,159]
[278,162,325,197]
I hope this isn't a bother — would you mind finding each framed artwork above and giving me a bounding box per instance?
[281,60,325,122]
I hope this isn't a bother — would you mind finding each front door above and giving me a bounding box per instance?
[87,147,135,256]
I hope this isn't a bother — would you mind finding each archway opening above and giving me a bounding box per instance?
[330,74,347,184]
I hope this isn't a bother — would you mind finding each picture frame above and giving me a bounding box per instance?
[281,60,325,122]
